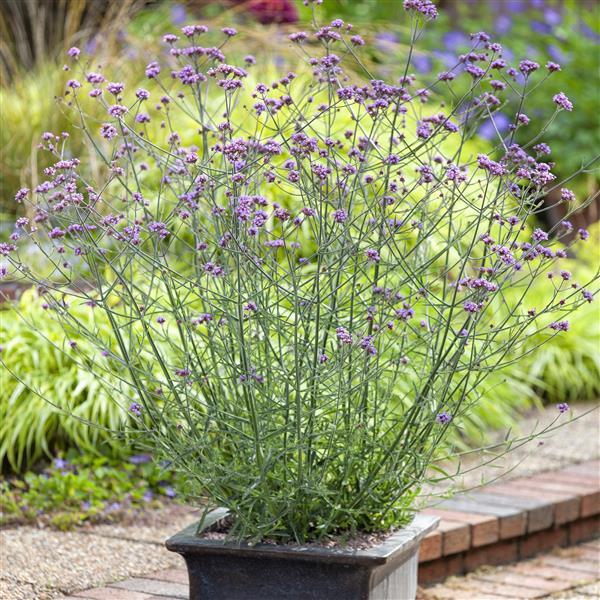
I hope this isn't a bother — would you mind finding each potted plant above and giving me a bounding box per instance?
[1,0,597,598]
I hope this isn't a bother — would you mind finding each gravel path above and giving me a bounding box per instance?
[1,402,598,599]
[0,507,195,599]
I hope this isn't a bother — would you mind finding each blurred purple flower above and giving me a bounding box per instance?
[442,31,468,51]
[530,21,552,35]
[129,453,152,465]
[53,458,69,470]
[544,9,562,27]
[579,22,600,44]
[413,54,432,74]
[375,32,398,51]
[171,3,187,25]
[494,15,512,35]
[163,486,176,498]
[478,112,511,140]
[547,44,567,64]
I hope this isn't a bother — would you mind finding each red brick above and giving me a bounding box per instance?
[419,530,442,562]
[418,553,464,585]
[527,477,599,517]
[463,540,518,572]
[488,482,579,525]
[145,568,188,585]
[438,520,471,555]
[518,526,568,559]
[475,569,572,593]
[569,515,600,544]
[71,588,152,600]
[422,508,499,548]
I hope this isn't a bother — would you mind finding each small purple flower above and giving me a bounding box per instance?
[560,188,575,202]
[336,326,353,345]
[67,47,80,58]
[578,228,590,241]
[365,248,381,263]
[546,61,561,73]
[557,402,569,414]
[436,412,452,425]
[463,301,482,314]
[549,321,570,332]
[145,61,161,79]
[106,82,124,95]
[129,402,143,416]
[332,209,348,224]
[553,92,573,111]
[519,60,540,76]
[359,335,377,356]
[100,123,118,140]
[532,228,549,242]
[582,290,594,303]
[108,104,127,117]
[222,27,237,37]
[403,0,438,20]
[157,316,166,324]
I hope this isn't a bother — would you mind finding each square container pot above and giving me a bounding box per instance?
[166,509,438,600]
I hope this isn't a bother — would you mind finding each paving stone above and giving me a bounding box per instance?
[111,577,188,598]
[448,578,547,598]
[145,569,188,585]
[512,561,595,584]
[474,569,572,593]
[72,588,153,599]
[538,555,599,575]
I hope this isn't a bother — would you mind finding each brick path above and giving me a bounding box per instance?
[417,459,600,584]
[419,539,600,599]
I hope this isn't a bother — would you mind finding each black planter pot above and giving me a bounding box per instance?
[166,509,438,600]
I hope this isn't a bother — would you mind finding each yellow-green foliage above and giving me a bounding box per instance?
[0,289,134,470]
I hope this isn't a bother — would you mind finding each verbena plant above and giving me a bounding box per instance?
[1,0,597,542]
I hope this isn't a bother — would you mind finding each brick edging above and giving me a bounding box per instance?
[417,459,600,584]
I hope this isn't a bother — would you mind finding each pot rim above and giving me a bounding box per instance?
[166,509,439,566]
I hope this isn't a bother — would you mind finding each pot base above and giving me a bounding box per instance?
[166,511,438,600]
